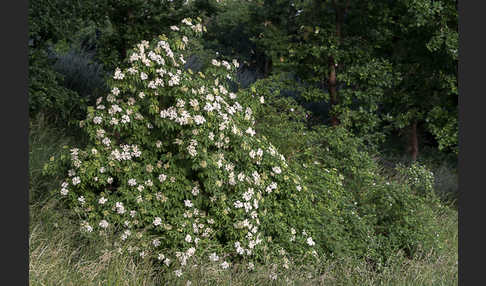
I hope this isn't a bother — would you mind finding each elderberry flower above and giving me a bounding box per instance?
[99,220,109,228]
[221,261,230,269]
[115,202,125,214]
[185,234,192,243]
[128,179,137,186]
[184,200,193,208]
[93,116,102,124]
[209,252,219,262]
[307,237,315,246]
[159,174,167,182]
[153,217,162,226]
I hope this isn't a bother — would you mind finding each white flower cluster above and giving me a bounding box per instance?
[58,18,317,280]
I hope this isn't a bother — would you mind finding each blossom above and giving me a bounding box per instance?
[140,72,148,80]
[245,127,256,136]
[60,188,68,196]
[184,200,193,208]
[113,68,125,80]
[96,129,106,138]
[191,186,199,196]
[185,234,192,243]
[102,137,111,146]
[220,261,230,269]
[209,252,219,262]
[272,166,282,174]
[153,217,162,226]
[93,116,102,124]
[187,247,196,256]
[307,237,315,246]
[164,258,171,266]
[170,25,179,31]
[98,197,107,204]
[99,220,109,228]
[128,178,137,186]
[111,87,120,96]
[174,269,182,277]
[158,174,167,182]
[121,114,130,124]
[72,176,81,185]
[234,200,243,208]
[78,196,85,204]
[115,202,125,214]
[153,239,161,247]
[193,115,206,125]
[182,18,193,26]
[269,273,277,281]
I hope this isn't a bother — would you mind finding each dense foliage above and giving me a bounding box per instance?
[46,22,331,278]
[30,0,457,282]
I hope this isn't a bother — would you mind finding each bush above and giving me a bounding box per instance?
[433,163,458,201]
[29,49,89,126]
[358,181,440,263]
[47,18,322,280]
[395,162,435,197]
[49,47,108,100]
[247,76,441,264]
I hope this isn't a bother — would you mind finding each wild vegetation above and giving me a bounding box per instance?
[29,0,457,285]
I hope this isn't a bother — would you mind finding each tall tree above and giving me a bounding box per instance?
[382,0,458,159]
[248,0,457,157]
[250,0,397,146]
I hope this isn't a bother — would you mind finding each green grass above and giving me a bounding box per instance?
[29,200,457,286]
[28,117,458,286]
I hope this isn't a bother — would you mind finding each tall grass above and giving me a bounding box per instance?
[29,115,75,203]
[29,200,457,285]
[29,117,457,285]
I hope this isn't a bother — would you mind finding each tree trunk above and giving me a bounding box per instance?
[327,1,345,126]
[409,121,419,161]
[264,57,272,78]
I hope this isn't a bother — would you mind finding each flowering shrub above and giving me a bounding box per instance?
[395,162,435,196]
[52,18,320,278]
[243,76,441,263]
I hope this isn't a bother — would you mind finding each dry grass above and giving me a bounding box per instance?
[29,200,457,286]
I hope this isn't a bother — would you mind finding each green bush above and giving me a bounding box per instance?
[358,181,440,263]
[29,50,89,126]
[395,162,435,197]
[247,76,441,264]
[47,18,323,280]
[49,47,108,100]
